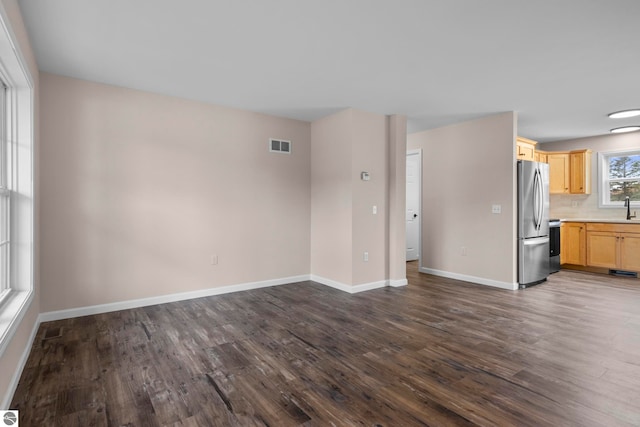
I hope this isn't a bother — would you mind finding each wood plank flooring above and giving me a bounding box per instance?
[11,263,640,426]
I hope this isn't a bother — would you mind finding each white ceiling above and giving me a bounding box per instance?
[17,0,640,142]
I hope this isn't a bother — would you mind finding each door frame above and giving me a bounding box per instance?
[406,149,422,267]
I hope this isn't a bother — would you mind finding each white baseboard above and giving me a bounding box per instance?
[1,316,40,410]
[309,275,388,294]
[389,278,408,287]
[419,267,518,290]
[40,271,403,323]
[39,274,311,323]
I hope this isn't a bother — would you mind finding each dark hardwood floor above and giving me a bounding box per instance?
[11,263,640,426]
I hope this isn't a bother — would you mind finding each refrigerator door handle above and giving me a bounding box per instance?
[523,236,549,246]
[537,168,543,230]
[533,168,541,230]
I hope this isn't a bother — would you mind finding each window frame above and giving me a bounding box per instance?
[598,148,640,208]
[0,1,35,362]
[0,84,8,302]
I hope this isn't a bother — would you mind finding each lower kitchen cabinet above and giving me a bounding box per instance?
[561,222,586,266]
[586,231,618,268]
[620,233,640,271]
[585,223,640,273]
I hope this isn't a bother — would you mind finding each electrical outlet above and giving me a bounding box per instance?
[492,204,501,214]
[363,252,369,262]
[211,254,218,265]
[461,246,467,256]
[372,205,377,214]
[571,201,578,208]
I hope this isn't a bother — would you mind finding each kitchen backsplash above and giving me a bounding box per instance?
[550,194,634,220]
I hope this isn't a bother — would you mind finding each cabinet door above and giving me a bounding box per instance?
[517,143,535,161]
[562,223,586,265]
[586,231,618,268]
[570,151,591,194]
[620,233,640,272]
[548,153,570,194]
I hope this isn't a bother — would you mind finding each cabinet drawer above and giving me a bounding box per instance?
[586,223,640,233]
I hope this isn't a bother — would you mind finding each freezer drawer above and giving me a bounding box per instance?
[519,236,550,286]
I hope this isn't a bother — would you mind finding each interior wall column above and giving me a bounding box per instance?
[388,114,408,286]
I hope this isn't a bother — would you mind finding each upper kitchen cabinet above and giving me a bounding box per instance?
[547,149,592,195]
[548,152,570,194]
[535,151,548,163]
[569,149,592,194]
[516,137,537,161]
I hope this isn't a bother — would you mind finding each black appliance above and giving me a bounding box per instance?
[549,219,561,273]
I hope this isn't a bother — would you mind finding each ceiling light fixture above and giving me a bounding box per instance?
[610,126,640,134]
[608,109,640,119]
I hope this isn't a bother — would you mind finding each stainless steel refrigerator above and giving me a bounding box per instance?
[518,160,550,287]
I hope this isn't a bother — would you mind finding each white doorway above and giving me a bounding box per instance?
[406,150,421,262]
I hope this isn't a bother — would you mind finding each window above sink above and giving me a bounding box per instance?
[599,149,640,208]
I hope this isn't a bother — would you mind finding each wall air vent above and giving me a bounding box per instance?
[269,138,291,154]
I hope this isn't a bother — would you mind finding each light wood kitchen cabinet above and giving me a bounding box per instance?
[561,222,586,265]
[569,149,592,194]
[516,137,537,161]
[535,151,548,163]
[586,231,618,268]
[620,233,640,271]
[548,152,570,194]
[585,223,640,272]
[515,142,590,194]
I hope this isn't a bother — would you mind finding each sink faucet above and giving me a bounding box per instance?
[625,196,637,220]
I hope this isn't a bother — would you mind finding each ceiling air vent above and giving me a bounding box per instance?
[269,138,291,154]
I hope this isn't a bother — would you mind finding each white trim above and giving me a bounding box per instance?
[39,275,311,322]
[38,272,398,323]
[419,267,518,290]
[406,149,422,264]
[598,149,640,209]
[0,290,32,357]
[389,279,408,287]
[0,0,35,362]
[1,310,39,410]
[309,275,388,294]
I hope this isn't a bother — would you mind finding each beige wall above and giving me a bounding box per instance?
[351,110,388,285]
[310,108,391,287]
[0,0,40,409]
[542,132,640,219]
[310,110,353,284]
[408,112,517,287]
[40,73,311,312]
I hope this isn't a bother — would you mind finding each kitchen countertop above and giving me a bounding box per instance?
[560,218,640,224]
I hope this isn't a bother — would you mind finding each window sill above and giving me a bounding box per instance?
[598,204,640,209]
[0,290,34,357]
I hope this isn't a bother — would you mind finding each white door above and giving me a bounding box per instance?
[406,150,421,261]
